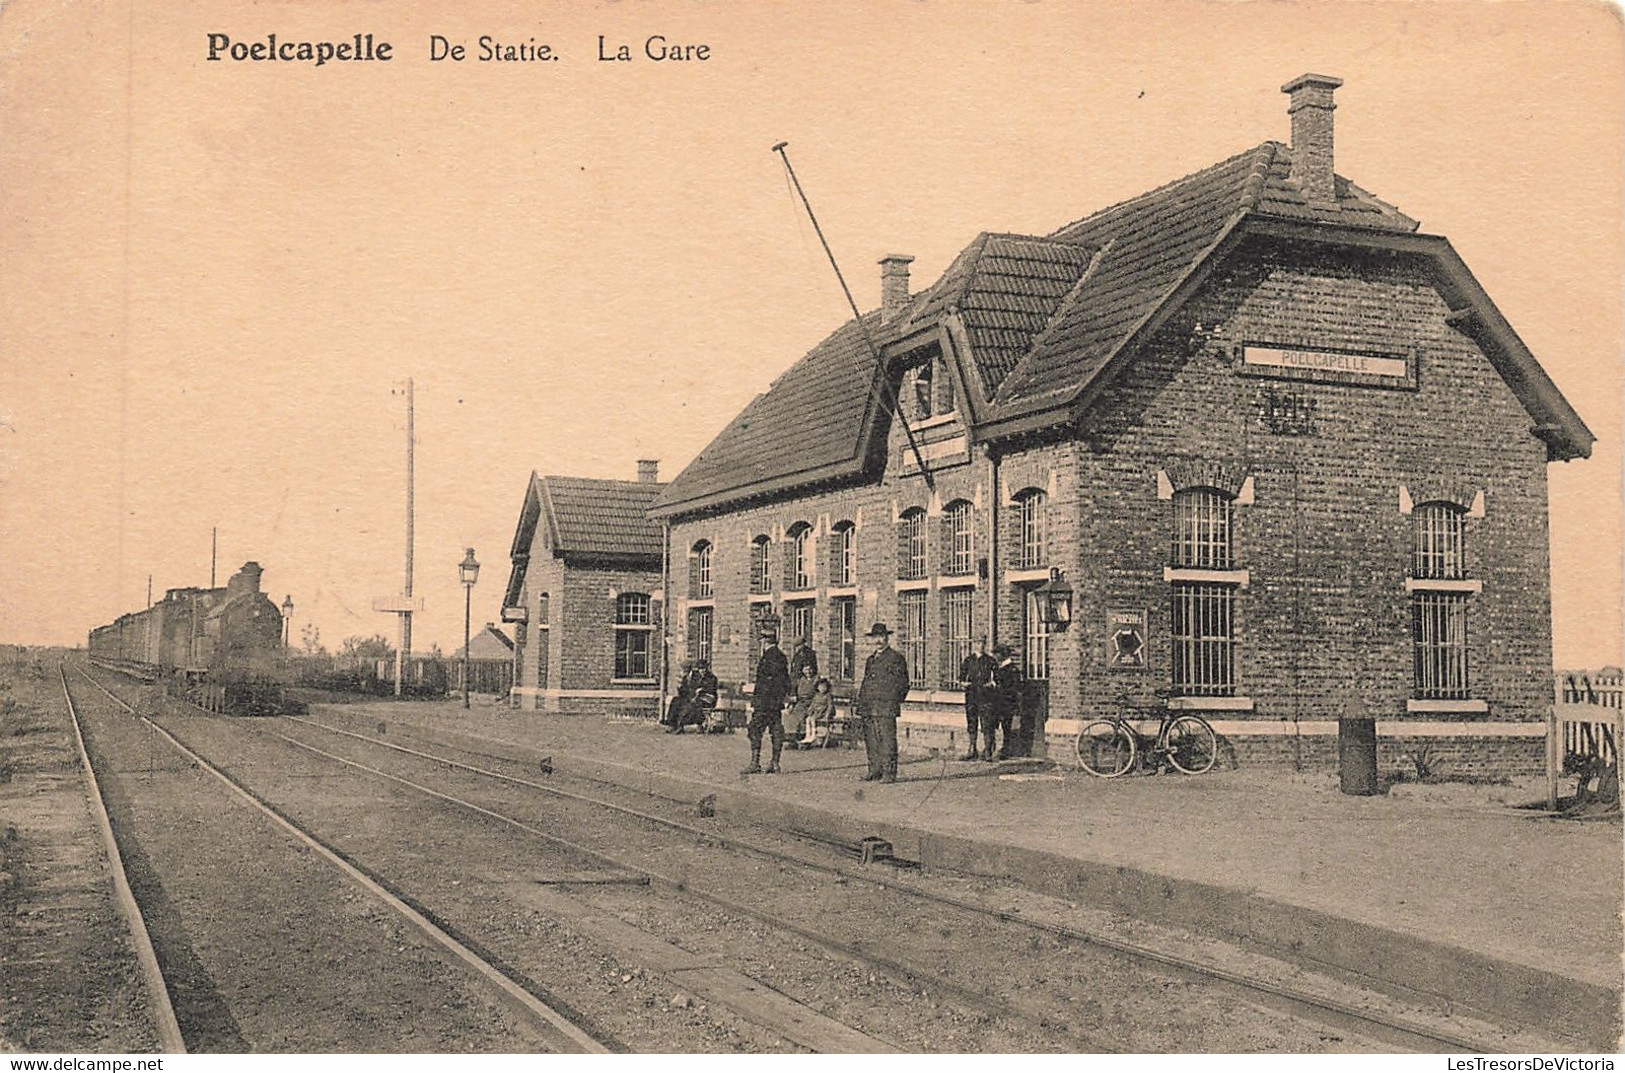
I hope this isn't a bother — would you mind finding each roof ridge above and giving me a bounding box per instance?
[1048,141,1275,239]
[540,474,667,489]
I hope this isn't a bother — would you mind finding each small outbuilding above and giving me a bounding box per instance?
[501,462,666,715]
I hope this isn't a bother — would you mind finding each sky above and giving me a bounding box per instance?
[1,0,1620,667]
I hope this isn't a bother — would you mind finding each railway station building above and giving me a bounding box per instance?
[501,463,666,716]
[647,75,1593,774]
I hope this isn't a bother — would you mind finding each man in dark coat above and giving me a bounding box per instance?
[857,622,911,782]
[788,633,819,681]
[958,637,997,761]
[744,632,792,774]
[991,644,1025,759]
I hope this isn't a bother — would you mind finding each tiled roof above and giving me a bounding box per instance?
[654,138,1589,514]
[540,476,666,558]
[894,234,1098,398]
[649,314,884,514]
[994,142,1417,410]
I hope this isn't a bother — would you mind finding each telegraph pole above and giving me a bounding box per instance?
[397,377,415,696]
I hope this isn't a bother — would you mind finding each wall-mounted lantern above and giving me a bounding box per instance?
[1034,569,1073,630]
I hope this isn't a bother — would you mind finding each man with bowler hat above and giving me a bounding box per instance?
[857,622,910,782]
[958,636,997,761]
[744,629,791,774]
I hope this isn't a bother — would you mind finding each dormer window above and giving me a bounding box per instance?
[905,352,956,424]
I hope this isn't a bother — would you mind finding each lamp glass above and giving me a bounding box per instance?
[459,548,481,587]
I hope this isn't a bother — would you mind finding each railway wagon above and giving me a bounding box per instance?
[88,561,287,714]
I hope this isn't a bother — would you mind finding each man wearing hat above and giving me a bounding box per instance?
[856,622,911,782]
[990,643,1025,759]
[744,629,792,774]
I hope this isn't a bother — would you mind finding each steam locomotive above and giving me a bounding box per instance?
[87,561,288,715]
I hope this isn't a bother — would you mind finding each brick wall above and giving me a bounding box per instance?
[1072,237,1555,739]
[512,516,661,714]
[663,237,1562,773]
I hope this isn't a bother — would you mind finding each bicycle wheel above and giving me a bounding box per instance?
[1165,715,1218,774]
[1076,720,1136,777]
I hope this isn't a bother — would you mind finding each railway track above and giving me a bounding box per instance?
[270,711,1557,1054]
[77,664,1564,1052]
[62,664,610,1053]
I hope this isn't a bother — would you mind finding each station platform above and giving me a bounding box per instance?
[313,698,1623,1049]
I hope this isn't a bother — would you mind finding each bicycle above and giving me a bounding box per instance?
[1075,691,1218,777]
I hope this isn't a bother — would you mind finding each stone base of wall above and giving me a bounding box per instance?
[899,718,1547,777]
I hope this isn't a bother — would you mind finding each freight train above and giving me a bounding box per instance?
[87,561,288,715]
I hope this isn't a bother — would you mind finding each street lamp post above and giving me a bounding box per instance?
[281,595,294,649]
[459,548,480,709]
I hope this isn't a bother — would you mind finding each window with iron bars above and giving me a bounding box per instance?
[1023,588,1050,680]
[1413,502,1464,580]
[943,500,974,576]
[1412,591,1468,699]
[1171,582,1234,696]
[898,509,928,581]
[940,587,974,687]
[897,589,928,688]
[1173,488,1233,569]
[1014,490,1047,569]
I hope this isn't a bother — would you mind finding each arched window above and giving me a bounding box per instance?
[1172,487,1232,569]
[785,522,814,591]
[1013,489,1047,569]
[898,508,928,580]
[690,540,713,599]
[613,593,652,679]
[828,521,856,586]
[942,499,974,576]
[749,535,771,594]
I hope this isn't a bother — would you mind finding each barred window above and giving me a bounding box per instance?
[691,540,713,599]
[613,593,652,679]
[1414,502,1465,580]
[1014,489,1047,569]
[897,589,928,688]
[899,508,928,580]
[1413,592,1468,699]
[1173,488,1232,569]
[750,535,771,594]
[829,596,857,682]
[1171,583,1235,696]
[829,522,855,587]
[943,500,974,576]
[941,587,974,687]
[1023,589,1050,680]
[786,522,813,591]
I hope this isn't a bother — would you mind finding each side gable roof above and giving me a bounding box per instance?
[502,472,666,610]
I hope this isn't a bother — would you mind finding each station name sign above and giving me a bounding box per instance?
[1239,344,1415,389]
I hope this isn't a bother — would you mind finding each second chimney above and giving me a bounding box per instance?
[1282,73,1343,205]
[880,254,914,324]
[636,459,659,483]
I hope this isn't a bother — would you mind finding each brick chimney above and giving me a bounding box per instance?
[1281,73,1343,205]
[636,459,659,483]
[879,254,914,324]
